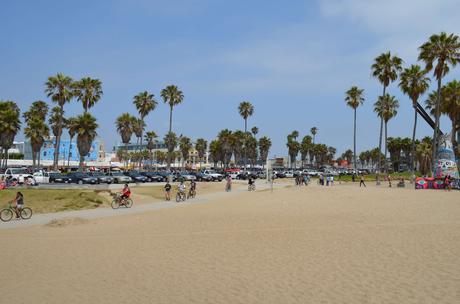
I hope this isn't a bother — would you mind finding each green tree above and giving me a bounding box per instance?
[251,126,259,138]
[399,64,430,174]
[116,113,136,167]
[374,94,400,173]
[179,136,192,169]
[258,136,272,167]
[0,101,21,168]
[419,32,460,174]
[164,132,178,169]
[286,131,300,168]
[74,113,98,171]
[300,135,313,167]
[345,86,365,170]
[209,139,222,168]
[195,138,208,168]
[66,117,78,166]
[441,80,460,160]
[73,77,103,113]
[310,127,318,144]
[45,73,74,168]
[218,129,234,168]
[145,131,158,165]
[133,91,157,167]
[161,85,184,133]
[238,101,254,169]
[372,52,402,182]
[23,102,50,167]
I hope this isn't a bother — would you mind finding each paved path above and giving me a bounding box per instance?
[1,181,283,230]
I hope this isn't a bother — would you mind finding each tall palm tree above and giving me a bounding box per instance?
[161,85,184,133]
[419,32,460,174]
[209,140,222,168]
[74,113,98,171]
[0,101,21,168]
[133,91,157,167]
[66,117,78,167]
[251,126,259,138]
[179,136,192,169]
[73,77,103,113]
[374,94,400,173]
[399,65,430,175]
[45,73,74,168]
[286,131,300,168]
[310,127,318,144]
[416,140,433,175]
[195,138,208,169]
[145,131,158,166]
[345,86,365,171]
[371,52,403,183]
[131,118,145,159]
[441,80,460,160]
[238,101,254,169]
[300,135,313,167]
[116,113,136,167]
[23,102,50,167]
[258,136,272,167]
[218,129,233,168]
[164,132,178,169]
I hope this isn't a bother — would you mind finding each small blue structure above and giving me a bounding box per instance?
[24,138,101,162]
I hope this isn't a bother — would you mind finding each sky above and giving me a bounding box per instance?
[1,0,459,158]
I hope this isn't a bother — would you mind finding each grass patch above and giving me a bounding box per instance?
[0,189,108,214]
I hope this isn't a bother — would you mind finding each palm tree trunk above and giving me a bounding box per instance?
[244,118,247,170]
[411,105,418,177]
[384,121,388,173]
[67,137,72,167]
[32,150,36,168]
[377,85,386,185]
[79,155,84,172]
[353,108,357,171]
[54,105,64,169]
[432,77,442,176]
[169,105,173,133]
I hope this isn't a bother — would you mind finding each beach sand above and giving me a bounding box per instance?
[1,182,459,303]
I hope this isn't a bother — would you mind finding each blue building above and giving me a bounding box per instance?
[24,138,103,162]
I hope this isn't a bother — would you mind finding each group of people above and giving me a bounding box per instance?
[318,174,334,186]
[163,179,197,201]
[295,174,310,186]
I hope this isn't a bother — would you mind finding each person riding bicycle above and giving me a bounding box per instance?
[164,181,172,201]
[120,184,131,203]
[178,181,186,195]
[13,191,24,218]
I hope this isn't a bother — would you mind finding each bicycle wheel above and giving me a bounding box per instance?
[111,200,120,209]
[125,198,133,208]
[0,208,13,222]
[20,207,33,220]
[176,194,181,202]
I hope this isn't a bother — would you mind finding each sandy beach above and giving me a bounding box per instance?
[1,182,459,304]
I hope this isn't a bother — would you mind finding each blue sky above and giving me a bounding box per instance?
[1,0,459,157]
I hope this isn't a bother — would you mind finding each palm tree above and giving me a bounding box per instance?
[246,135,258,166]
[345,86,365,171]
[419,32,460,174]
[399,65,430,175]
[439,81,460,161]
[195,138,208,169]
[0,101,21,168]
[218,129,233,168]
[131,118,145,162]
[116,113,136,167]
[416,140,433,175]
[300,135,313,167]
[145,131,158,166]
[286,131,300,168]
[341,149,353,165]
[251,126,259,138]
[209,140,222,168]
[133,91,157,167]
[258,136,272,167]
[371,52,403,183]
[231,130,245,166]
[310,127,318,144]
[179,136,192,169]
[374,94,400,173]
[66,117,78,167]
[164,132,178,169]
[23,102,50,167]
[74,113,98,171]
[161,85,184,133]
[45,73,74,168]
[238,101,254,169]
[73,77,103,113]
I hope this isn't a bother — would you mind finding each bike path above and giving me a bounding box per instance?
[0,181,283,230]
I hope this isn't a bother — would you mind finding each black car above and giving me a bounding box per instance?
[49,173,72,183]
[140,172,164,182]
[237,171,258,180]
[68,172,98,184]
[88,172,114,184]
[124,171,148,183]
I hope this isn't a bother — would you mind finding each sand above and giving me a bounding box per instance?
[1,182,459,304]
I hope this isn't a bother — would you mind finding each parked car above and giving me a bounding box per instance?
[3,168,36,184]
[274,171,286,178]
[140,172,164,182]
[237,171,258,180]
[303,169,319,177]
[173,172,197,182]
[202,170,223,181]
[108,172,132,184]
[49,173,73,183]
[88,171,114,184]
[257,171,267,179]
[32,170,50,184]
[68,172,98,184]
[124,171,148,183]
[284,170,294,178]
[191,172,213,182]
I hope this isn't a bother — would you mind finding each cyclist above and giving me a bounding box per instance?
[189,180,196,197]
[13,191,24,218]
[248,177,255,190]
[120,184,131,204]
[178,181,186,196]
[164,181,172,201]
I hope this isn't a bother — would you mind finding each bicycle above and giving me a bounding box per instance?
[187,189,196,199]
[248,183,256,191]
[0,202,33,222]
[176,191,186,202]
[111,193,133,209]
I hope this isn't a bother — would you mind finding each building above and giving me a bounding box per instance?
[24,138,104,163]
[113,141,167,153]
[8,141,25,155]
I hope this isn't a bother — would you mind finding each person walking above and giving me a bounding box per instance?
[359,174,366,187]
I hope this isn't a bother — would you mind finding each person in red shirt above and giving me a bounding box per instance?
[121,184,131,200]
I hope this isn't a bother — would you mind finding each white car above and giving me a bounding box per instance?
[3,168,36,184]
[303,169,319,177]
[33,170,50,184]
[227,171,240,179]
[202,170,223,181]
[284,170,294,178]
